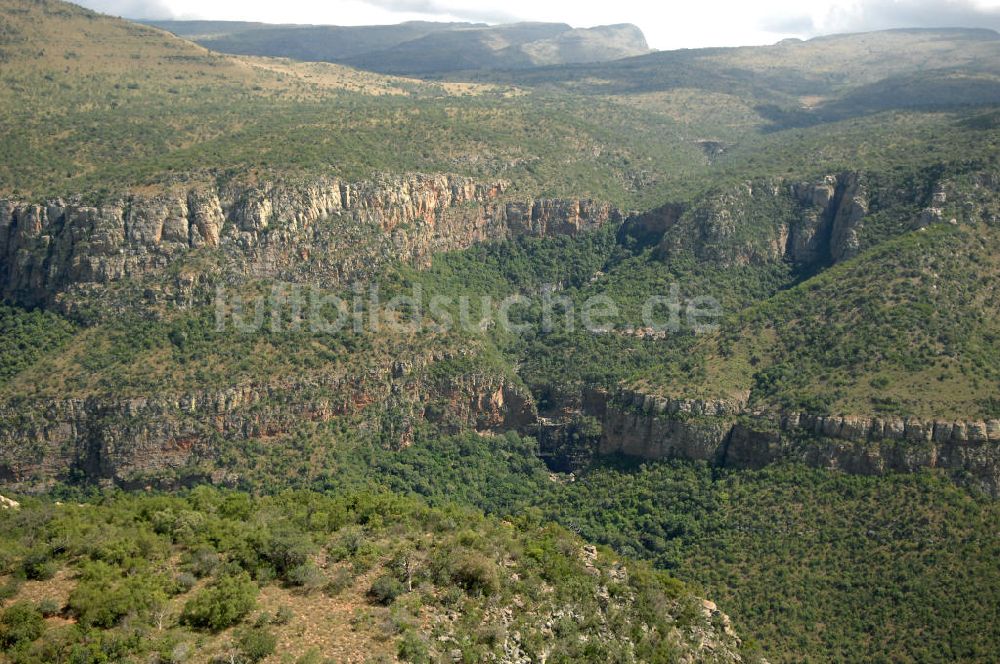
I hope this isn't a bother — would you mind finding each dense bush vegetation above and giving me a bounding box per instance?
[299,433,1000,663]
[0,486,735,663]
[684,223,1000,418]
[0,602,43,649]
[107,426,995,661]
[0,306,75,386]
[538,462,1000,662]
[180,572,258,630]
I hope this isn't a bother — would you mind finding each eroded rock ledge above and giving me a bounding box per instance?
[0,173,622,309]
[0,366,535,491]
[590,388,1000,495]
[624,169,999,269]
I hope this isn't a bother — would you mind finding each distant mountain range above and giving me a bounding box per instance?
[142,19,652,74]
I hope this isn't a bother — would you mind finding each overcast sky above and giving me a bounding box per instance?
[76,0,1000,49]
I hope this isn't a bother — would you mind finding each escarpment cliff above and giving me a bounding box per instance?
[585,388,1000,494]
[0,357,535,491]
[6,167,991,313]
[622,172,870,268]
[0,174,622,312]
[624,169,999,269]
[2,168,997,491]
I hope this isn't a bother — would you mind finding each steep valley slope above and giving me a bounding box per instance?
[1,1,999,662]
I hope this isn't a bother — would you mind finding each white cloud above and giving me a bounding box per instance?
[78,0,174,19]
[819,0,1000,33]
[74,0,1000,49]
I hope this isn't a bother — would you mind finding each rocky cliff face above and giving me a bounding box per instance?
[726,414,1000,489]
[3,168,997,492]
[7,167,990,313]
[585,388,1000,495]
[625,171,883,268]
[789,172,868,263]
[0,174,622,312]
[618,167,999,271]
[0,172,615,490]
[0,359,535,492]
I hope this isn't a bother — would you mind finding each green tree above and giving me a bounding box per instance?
[0,601,44,648]
[68,561,170,628]
[181,572,259,631]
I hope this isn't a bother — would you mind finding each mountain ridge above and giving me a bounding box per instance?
[142,18,652,73]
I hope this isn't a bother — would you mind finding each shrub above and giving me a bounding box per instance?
[0,601,44,648]
[286,562,324,591]
[447,552,499,597]
[235,626,277,663]
[369,574,406,606]
[870,376,891,389]
[323,568,354,597]
[295,649,324,664]
[162,642,193,664]
[397,629,430,663]
[180,572,258,631]
[477,622,506,646]
[328,526,366,561]
[439,585,465,608]
[272,605,294,625]
[22,551,57,581]
[263,530,315,579]
[182,546,220,578]
[0,577,22,601]
[68,561,170,628]
[171,510,209,544]
[175,572,198,593]
[37,598,61,617]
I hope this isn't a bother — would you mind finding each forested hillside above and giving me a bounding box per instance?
[1,0,998,661]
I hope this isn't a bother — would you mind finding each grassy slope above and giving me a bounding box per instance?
[0,0,439,193]
[4,2,999,210]
[0,0,709,207]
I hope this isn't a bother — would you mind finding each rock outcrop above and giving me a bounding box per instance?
[622,172,866,268]
[0,363,535,491]
[928,170,1000,227]
[725,416,1000,489]
[8,167,992,313]
[0,174,622,311]
[625,171,876,268]
[580,388,1000,495]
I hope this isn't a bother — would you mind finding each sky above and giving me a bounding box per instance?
[74,0,1000,49]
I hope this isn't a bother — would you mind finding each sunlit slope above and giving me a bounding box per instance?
[631,221,1000,420]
